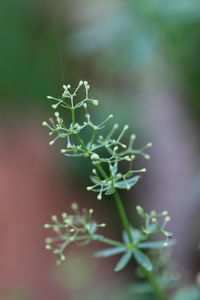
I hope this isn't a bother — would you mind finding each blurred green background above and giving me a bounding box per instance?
[1,0,200,299]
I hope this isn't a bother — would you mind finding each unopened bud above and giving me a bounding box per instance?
[162,211,168,216]
[45,244,52,250]
[71,202,78,210]
[165,216,171,222]
[91,153,100,161]
[51,215,58,222]
[124,125,129,130]
[60,149,67,153]
[42,121,48,126]
[44,224,51,228]
[89,209,94,214]
[97,194,102,200]
[136,205,144,216]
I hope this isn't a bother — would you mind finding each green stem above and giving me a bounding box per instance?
[75,134,88,151]
[72,235,125,247]
[95,163,108,179]
[112,190,168,300]
[94,163,167,300]
[113,190,133,243]
[143,269,168,300]
[71,108,75,125]
[89,128,96,149]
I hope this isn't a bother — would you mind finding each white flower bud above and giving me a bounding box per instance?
[62,212,67,219]
[162,211,168,216]
[91,153,100,161]
[124,125,129,130]
[92,99,98,106]
[44,224,51,228]
[45,244,52,250]
[51,215,58,222]
[147,143,153,147]
[60,254,66,261]
[42,121,48,126]
[163,241,168,247]
[97,194,102,200]
[136,205,144,216]
[165,216,171,222]
[71,202,78,210]
[130,134,136,140]
[60,149,67,153]
[87,186,93,191]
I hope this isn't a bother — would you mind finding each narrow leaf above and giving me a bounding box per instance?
[126,176,141,186]
[139,239,176,249]
[145,223,157,234]
[114,251,132,272]
[133,249,153,271]
[115,176,140,189]
[95,246,126,258]
[105,187,115,195]
[111,163,118,176]
[130,228,146,244]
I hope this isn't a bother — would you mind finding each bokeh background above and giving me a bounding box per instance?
[1,0,200,299]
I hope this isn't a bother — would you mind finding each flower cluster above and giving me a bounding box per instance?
[44,203,106,265]
[42,81,152,199]
[136,206,172,247]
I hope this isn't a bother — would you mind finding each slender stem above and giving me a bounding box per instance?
[143,269,168,300]
[71,235,125,247]
[112,190,168,300]
[89,128,96,149]
[113,190,133,243]
[71,108,75,126]
[94,163,167,300]
[75,134,88,151]
[95,163,108,179]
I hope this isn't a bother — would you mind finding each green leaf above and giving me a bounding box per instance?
[126,176,141,186]
[114,251,132,272]
[90,176,101,184]
[139,239,176,249]
[105,187,115,195]
[95,246,126,257]
[133,249,153,271]
[111,163,118,176]
[145,223,157,234]
[122,231,129,245]
[131,228,146,244]
[123,228,146,246]
[115,176,140,189]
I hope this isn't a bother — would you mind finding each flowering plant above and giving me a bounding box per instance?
[42,81,200,300]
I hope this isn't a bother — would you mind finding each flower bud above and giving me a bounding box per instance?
[91,153,100,161]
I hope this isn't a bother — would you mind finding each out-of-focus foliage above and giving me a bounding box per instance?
[2,0,200,112]
[0,0,63,112]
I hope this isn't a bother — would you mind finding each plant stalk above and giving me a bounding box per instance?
[113,190,168,300]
